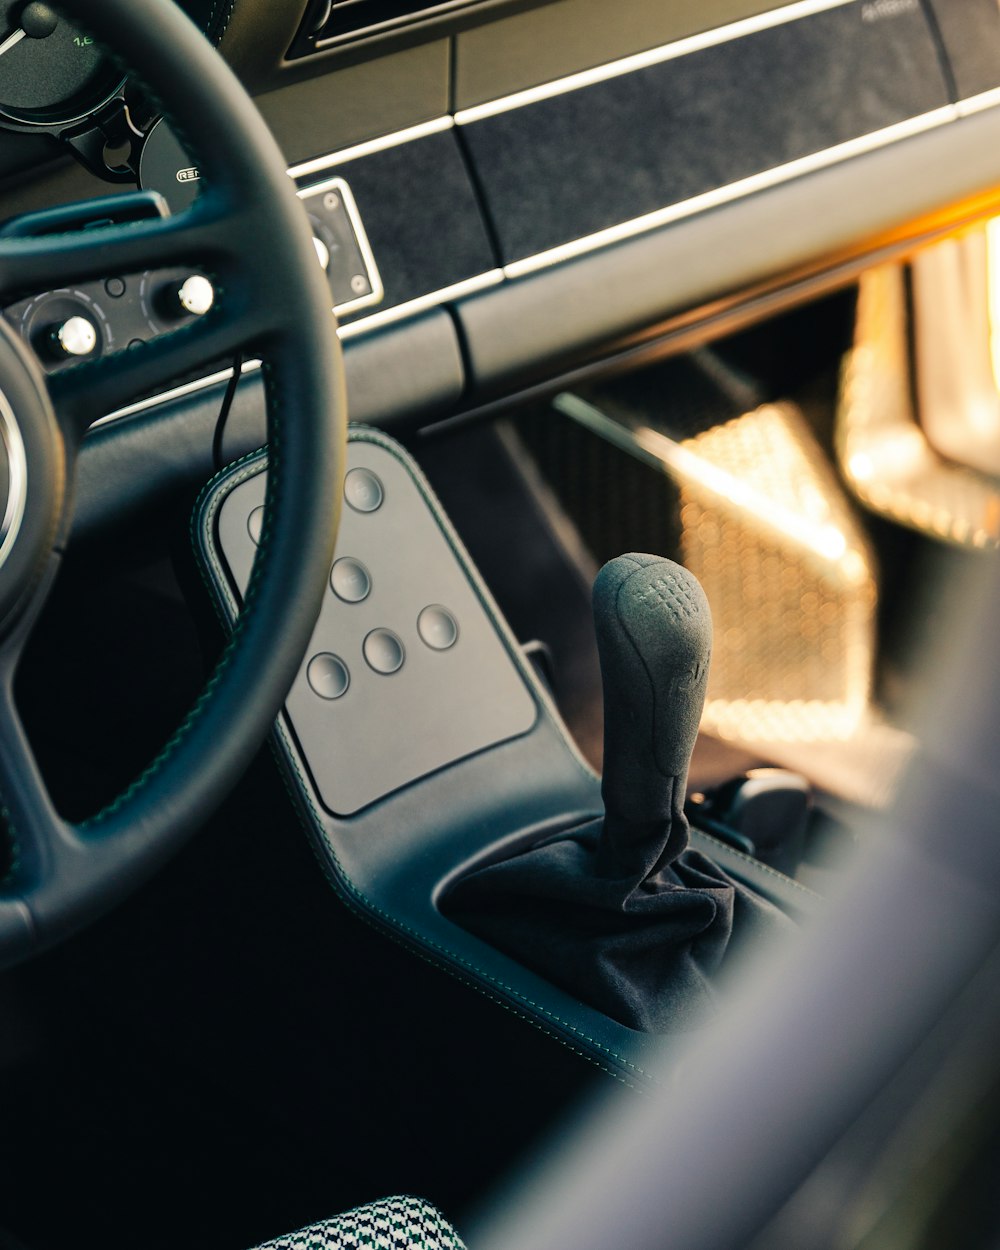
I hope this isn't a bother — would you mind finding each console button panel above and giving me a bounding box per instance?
[215,436,538,816]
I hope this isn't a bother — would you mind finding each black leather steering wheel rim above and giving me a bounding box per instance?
[0,0,346,965]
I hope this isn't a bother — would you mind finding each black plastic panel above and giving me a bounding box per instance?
[0,132,60,185]
[460,0,949,263]
[924,0,1000,100]
[253,41,451,165]
[454,0,778,110]
[290,0,484,55]
[216,438,538,814]
[305,130,497,323]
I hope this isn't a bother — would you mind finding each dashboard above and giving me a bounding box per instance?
[1,0,999,535]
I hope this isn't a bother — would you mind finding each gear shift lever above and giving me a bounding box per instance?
[594,554,712,878]
[445,554,789,1032]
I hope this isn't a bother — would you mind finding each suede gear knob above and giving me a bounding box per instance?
[594,554,712,831]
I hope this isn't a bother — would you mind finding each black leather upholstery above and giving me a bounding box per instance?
[196,431,818,1086]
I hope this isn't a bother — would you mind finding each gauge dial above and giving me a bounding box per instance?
[0,0,125,130]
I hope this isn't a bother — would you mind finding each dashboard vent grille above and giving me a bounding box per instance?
[290,0,481,54]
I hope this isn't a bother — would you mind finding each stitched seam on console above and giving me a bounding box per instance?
[268,732,640,1092]
[196,436,643,1078]
[268,731,640,1091]
[193,445,267,532]
[189,454,268,678]
[279,724,651,1078]
[202,0,237,43]
[0,798,21,888]
[195,461,803,1068]
[215,0,238,41]
[191,453,266,620]
[694,828,820,897]
[260,490,650,1080]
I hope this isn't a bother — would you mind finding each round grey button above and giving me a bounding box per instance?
[344,467,384,513]
[308,653,350,700]
[331,557,371,603]
[248,505,264,544]
[417,605,459,651]
[363,629,404,675]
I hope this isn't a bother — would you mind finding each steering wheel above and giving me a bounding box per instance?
[0,0,346,967]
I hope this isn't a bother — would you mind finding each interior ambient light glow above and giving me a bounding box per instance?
[674,404,876,745]
[838,262,1000,551]
[989,216,1000,395]
[632,411,868,586]
[553,391,878,747]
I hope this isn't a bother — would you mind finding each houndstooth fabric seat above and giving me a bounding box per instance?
[250,1195,467,1250]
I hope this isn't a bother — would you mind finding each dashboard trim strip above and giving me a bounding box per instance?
[93,360,262,427]
[453,0,858,124]
[957,87,1000,119]
[97,272,505,424]
[95,92,974,430]
[288,117,455,179]
[337,271,504,337]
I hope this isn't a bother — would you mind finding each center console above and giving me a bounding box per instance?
[195,426,817,1087]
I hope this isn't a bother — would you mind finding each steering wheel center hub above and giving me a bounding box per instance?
[0,318,65,637]
[0,387,26,573]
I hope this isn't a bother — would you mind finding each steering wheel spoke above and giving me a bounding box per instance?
[0,193,275,433]
[0,197,240,307]
[48,297,273,433]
